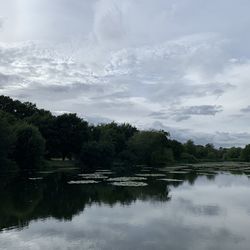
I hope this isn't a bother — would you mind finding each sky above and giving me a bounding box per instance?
[1,0,250,147]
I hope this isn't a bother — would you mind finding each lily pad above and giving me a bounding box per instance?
[107,176,147,182]
[78,173,108,179]
[110,181,148,187]
[95,171,113,175]
[168,171,189,174]
[68,180,99,184]
[29,177,43,180]
[135,173,166,177]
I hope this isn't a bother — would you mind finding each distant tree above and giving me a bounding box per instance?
[151,148,174,166]
[54,114,89,160]
[80,141,115,168]
[223,147,242,161]
[207,152,217,160]
[0,95,38,119]
[116,150,137,166]
[26,112,58,158]
[195,145,208,159]
[0,118,13,166]
[13,123,45,169]
[180,152,198,163]
[168,140,184,160]
[240,145,250,162]
[128,130,171,166]
[96,122,138,154]
[184,140,197,157]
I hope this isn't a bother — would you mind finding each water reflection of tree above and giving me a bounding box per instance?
[0,172,172,231]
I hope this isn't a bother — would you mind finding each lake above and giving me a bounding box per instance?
[0,163,250,250]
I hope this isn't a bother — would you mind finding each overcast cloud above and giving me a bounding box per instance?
[0,0,250,147]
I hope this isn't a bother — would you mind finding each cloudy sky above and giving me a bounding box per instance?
[1,0,250,147]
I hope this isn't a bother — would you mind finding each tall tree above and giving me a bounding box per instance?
[0,118,13,166]
[54,114,89,160]
[128,130,171,166]
[13,123,45,169]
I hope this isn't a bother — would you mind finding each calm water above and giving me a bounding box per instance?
[0,163,250,250]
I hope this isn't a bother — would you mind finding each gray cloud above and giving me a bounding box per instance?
[241,106,250,113]
[149,105,223,122]
[151,121,250,147]
[175,105,223,116]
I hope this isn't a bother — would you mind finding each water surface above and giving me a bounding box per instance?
[0,163,250,250]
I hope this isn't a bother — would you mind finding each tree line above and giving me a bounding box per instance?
[0,95,250,170]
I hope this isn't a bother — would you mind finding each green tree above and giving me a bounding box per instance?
[168,140,184,160]
[180,152,198,163]
[223,147,242,161]
[128,130,171,166]
[240,144,250,162]
[195,145,208,159]
[151,148,174,166]
[0,118,13,166]
[26,112,57,158]
[96,122,138,154]
[0,95,38,119]
[54,114,89,160]
[184,140,197,157]
[80,141,115,168]
[13,123,45,169]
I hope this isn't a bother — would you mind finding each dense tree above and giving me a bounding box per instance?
[0,118,13,166]
[96,122,138,154]
[195,145,208,159]
[128,130,171,166]
[168,140,184,160]
[26,112,57,158]
[0,95,38,119]
[240,145,250,162]
[223,147,242,161]
[80,141,115,168]
[180,152,198,163]
[13,123,45,169]
[54,114,89,160]
[184,140,197,157]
